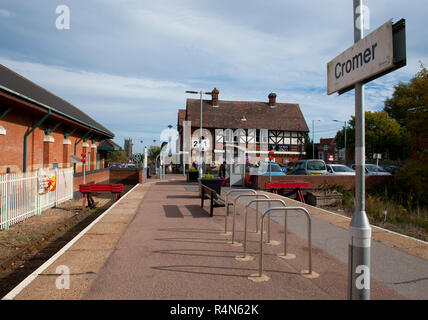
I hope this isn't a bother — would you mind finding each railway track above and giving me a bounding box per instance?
[0,200,112,298]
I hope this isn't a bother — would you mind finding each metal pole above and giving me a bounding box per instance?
[344,121,347,164]
[348,0,371,300]
[199,91,203,178]
[312,120,314,159]
[144,147,148,182]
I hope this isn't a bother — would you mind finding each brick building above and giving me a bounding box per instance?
[0,64,114,174]
[317,138,339,163]
[177,89,309,167]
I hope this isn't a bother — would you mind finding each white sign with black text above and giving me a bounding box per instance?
[327,20,394,95]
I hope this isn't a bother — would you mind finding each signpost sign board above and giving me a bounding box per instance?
[327,19,406,95]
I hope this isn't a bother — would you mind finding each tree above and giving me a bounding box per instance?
[106,150,127,165]
[148,146,161,162]
[304,133,314,159]
[384,65,428,156]
[334,111,410,160]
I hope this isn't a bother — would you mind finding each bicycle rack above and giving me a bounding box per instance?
[230,193,267,246]
[224,189,256,235]
[237,198,289,262]
[249,206,318,282]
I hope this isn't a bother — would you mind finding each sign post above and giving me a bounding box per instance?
[327,1,405,300]
[81,153,86,184]
[348,0,372,300]
[144,147,148,182]
[268,151,274,184]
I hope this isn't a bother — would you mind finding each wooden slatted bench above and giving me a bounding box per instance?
[200,184,231,217]
[79,184,123,211]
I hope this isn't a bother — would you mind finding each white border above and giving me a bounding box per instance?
[2,183,142,300]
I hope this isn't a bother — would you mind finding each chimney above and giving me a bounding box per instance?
[211,88,219,107]
[268,92,277,107]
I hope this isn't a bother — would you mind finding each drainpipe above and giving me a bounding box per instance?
[23,110,51,173]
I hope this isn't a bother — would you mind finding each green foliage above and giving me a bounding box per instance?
[107,150,127,164]
[387,150,428,208]
[334,111,410,160]
[148,146,161,161]
[202,173,214,179]
[304,133,314,159]
[329,184,354,209]
[189,167,197,172]
[384,65,428,154]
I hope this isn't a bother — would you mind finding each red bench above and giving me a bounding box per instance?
[79,184,123,211]
[265,180,311,203]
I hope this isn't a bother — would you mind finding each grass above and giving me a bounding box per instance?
[327,184,428,241]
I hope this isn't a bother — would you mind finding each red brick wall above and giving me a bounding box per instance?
[0,106,104,174]
[73,168,110,192]
[247,174,393,191]
[109,168,140,184]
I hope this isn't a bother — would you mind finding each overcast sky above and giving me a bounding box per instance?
[0,0,426,152]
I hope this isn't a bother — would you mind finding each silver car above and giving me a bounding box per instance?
[351,164,391,175]
[326,164,355,175]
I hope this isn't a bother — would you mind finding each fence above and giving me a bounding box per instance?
[0,167,74,230]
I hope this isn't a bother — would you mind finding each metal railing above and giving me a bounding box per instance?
[253,206,313,280]
[231,193,267,245]
[239,198,287,261]
[224,189,256,235]
[0,168,74,230]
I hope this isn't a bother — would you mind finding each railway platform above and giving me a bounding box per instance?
[2,175,427,300]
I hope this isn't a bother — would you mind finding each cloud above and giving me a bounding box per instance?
[0,0,426,145]
[0,9,12,17]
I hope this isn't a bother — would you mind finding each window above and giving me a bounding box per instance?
[307,160,326,170]
[291,132,298,145]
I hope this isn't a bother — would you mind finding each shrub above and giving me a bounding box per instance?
[189,167,197,172]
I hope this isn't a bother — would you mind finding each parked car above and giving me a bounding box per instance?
[124,163,136,168]
[278,163,288,174]
[351,164,392,175]
[250,162,286,176]
[326,164,355,175]
[289,160,327,175]
[382,165,400,174]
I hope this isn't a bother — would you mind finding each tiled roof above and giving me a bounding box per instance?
[0,64,114,138]
[98,139,122,151]
[185,98,309,132]
[177,109,186,127]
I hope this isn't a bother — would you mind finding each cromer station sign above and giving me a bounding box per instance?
[327,19,406,95]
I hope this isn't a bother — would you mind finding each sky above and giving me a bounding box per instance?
[0,0,427,153]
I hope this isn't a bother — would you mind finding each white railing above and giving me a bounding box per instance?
[0,167,74,230]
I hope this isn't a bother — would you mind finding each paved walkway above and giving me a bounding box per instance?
[3,175,426,300]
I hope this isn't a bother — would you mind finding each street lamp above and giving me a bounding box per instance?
[333,120,347,164]
[312,119,321,159]
[185,90,212,178]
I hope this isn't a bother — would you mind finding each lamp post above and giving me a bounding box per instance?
[333,120,347,164]
[312,120,321,159]
[186,90,212,178]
